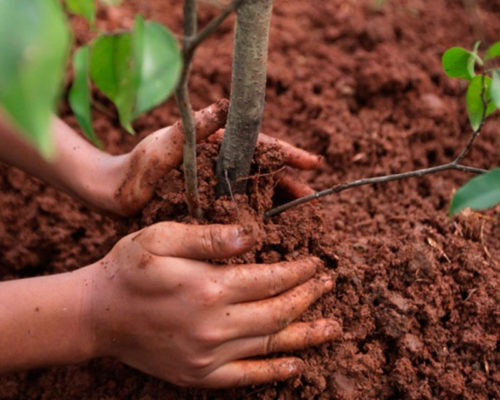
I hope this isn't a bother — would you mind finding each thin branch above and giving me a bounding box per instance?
[265,79,492,218]
[265,163,486,218]
[176,0,201,217]
[187,0,244,54]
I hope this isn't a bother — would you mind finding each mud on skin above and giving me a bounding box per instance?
[0,0,499,399]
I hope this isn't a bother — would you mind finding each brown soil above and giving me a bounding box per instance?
[1,0,499,399]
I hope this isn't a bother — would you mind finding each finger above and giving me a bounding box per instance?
[196,357,304,388]
[113,100,229,216]
[223,258,320,303]
[255,134,322,170]
[139,99,229,170]
[224,319,341,360]
[207,130,322,170]
[277,167,316,198]
[193,99,229,141]
[229,273,334,337]
[134,222,256,259]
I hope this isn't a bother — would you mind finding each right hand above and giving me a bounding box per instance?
[85,222,340,388]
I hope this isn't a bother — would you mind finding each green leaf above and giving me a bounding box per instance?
[485,41,500,60]
[90,31,137,133]
[450,168,500,215]
[90,17,181,133]
[442,47,475,81]
[134,21,182,117]
[491,70,500,109]
[69,46,102,148]
[65,0,95,24]
[466,75,496,130]
[0,0,71,157]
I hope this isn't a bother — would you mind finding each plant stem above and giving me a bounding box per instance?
[175,0,200,217]
[175,0,243,217]
[215,0,274,196]
[187,0,244,54]
[265,163,486,218]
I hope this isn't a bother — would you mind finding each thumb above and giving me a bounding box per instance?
[136,222,256,259]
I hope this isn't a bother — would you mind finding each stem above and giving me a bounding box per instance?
[265,163,485,218]
[215,0,274,196]
[175,0,243,217]
[175,0,200,217]
[187,0,244,54]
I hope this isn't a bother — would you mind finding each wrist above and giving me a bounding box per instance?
[83,258,123,359]
[75,152,128,214]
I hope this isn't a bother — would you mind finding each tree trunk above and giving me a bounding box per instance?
[215,0,273,196]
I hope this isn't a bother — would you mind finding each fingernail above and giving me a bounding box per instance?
[310,256,323,268]
[234,225,255,248]
[324,320,341,339]
[285,359,304,374]
[318,273,335,291]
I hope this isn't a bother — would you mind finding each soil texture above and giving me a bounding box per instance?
[1,0,499,399]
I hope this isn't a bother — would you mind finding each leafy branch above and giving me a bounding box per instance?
[266,41,500,218]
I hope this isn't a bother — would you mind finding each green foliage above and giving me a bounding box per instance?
[442,46,477,81]
[87,16,181,134]
[442,42,500,131]
[443,42,500,215]
[90,23,139,133]
[135,21,183,117]
[450,168,500,215]
[465,75,496,130]
[69,46,102,147]
[491,70,500,108]
[0,0,71,157]
[485,41,500,60]
[0,0,181,155]
[65,0,95,25]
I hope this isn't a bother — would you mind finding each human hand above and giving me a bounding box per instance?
[209,129,322,198]
[86,222,340,388]
[109,101,321,216]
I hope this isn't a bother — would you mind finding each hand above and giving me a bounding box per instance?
[208,129,322,199]
[86,222,340,388]
[111,102,322,216]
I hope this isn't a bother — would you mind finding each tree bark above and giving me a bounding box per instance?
[215,0,273,196]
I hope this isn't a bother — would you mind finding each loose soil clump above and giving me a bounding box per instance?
[0,0,499,399]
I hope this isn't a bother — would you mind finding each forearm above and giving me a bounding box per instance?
[0,113,125,212]
[0,267,95,373]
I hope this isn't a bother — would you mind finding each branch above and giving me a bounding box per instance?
[186,0,244,54]
[265,163,485,217]
[265,78,492,218]
[176,0,201,217]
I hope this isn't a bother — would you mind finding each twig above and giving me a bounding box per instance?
[186,0,244,54]
[175,0,245,217]
[265,163,486,217]
[176,0,201,217]
[265,81,492,218]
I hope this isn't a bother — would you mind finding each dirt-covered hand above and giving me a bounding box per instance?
[111,99,229,216]
[209,129,322,198]
[86,222,340,388]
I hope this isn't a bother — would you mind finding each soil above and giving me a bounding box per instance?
[1,0,499,399]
